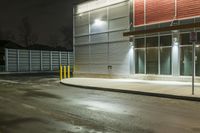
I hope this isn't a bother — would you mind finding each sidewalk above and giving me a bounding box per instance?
[61,78,200,101]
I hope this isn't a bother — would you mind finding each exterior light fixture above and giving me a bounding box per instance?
[94,19,103,26]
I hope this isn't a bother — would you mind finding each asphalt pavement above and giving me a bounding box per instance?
[0,74,200,133]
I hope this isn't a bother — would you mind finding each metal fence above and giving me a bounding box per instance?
[5,48,73,72]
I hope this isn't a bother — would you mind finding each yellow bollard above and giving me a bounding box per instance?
[68,65,70,78]
[64,66,67,79]
[60,65,63,81]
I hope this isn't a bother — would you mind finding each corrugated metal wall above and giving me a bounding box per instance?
[134,0,200,26]
[5,49,73,72]
[74,0,131,76]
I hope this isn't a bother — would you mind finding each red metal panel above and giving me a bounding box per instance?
[135,0,144,26]
[146,0,175,24]
[177,0,200,19]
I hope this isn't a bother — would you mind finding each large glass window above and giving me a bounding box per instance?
[196,32,200,76]
[196,46,200,76]
[160,35,172,75]
[160,48,171,75]
[180,33,192,45]
[135,49,145,74]
[160,35,172,46]
[180,33,192,76]
[135,38,145,48]
[180,47,192,76]
[146,37,158,74]
[135,38,145,74]
[146,48,158,74]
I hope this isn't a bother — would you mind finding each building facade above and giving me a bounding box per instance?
[73,0,200,80]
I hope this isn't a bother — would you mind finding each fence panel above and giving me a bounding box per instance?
[31,50,41,71]
[5,48,73,73]
[42,51,51,71]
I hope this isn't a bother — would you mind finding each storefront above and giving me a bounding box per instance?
[73,0,200,79]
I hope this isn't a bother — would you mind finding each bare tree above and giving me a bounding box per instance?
[19,16,38,47]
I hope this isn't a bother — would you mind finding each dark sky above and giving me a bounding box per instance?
[0,0,85,48]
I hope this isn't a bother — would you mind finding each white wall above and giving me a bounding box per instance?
[74,0,130,76]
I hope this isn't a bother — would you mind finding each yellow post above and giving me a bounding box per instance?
[64,66,66,79]
[60,65,63,80]
[68,65,70,78]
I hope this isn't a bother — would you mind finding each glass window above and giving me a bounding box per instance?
[146,37,158,47]
[180,33,192,45]
[160,35,172,46]
[135,38,145,48]
[197,32,200,44]
[135,49,145,74]
[146,48,158,74]
[180,47,192,76]
[160,48,171,75]
[196,47,200,76]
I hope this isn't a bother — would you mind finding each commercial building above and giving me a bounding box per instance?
[73,0,200,80]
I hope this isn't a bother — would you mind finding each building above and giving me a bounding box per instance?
[73,0,200,80]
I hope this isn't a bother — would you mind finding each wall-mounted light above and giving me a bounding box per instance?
[94,19,104,26]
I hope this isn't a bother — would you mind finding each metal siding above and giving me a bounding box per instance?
[109,42,130,75]
[31,50,41,71]
[7,49,18,72]
[74,0,130,76]
[109,30,129,42]
[146,0,175,24]
[91,33,108,43]
[42,51,51,71]
[109,17,129,31]
[177,0,200,19]
[109,2,129,19]
[19,50,29,72]
[135,0,145,25]
[6,49,73,73]
[61,52,68,66]
[52,51,60,71]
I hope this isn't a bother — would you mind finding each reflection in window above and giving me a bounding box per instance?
[180,33,192,45]
[160,35,172,46]
[135,38,145,48]
[146,48,158,74]
[146,37,158,74]
[196,46,200,76]
[197,32,200,76]
[135,49,145,74]
[146,37,158,47]
[160,48,171,75]
[180,47,192,76]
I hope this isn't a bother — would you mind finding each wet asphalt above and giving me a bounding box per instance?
[0,74,200,133]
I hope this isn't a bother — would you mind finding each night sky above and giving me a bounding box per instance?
[0,0,86,49]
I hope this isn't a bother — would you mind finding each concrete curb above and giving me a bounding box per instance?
[61,82,200,102]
